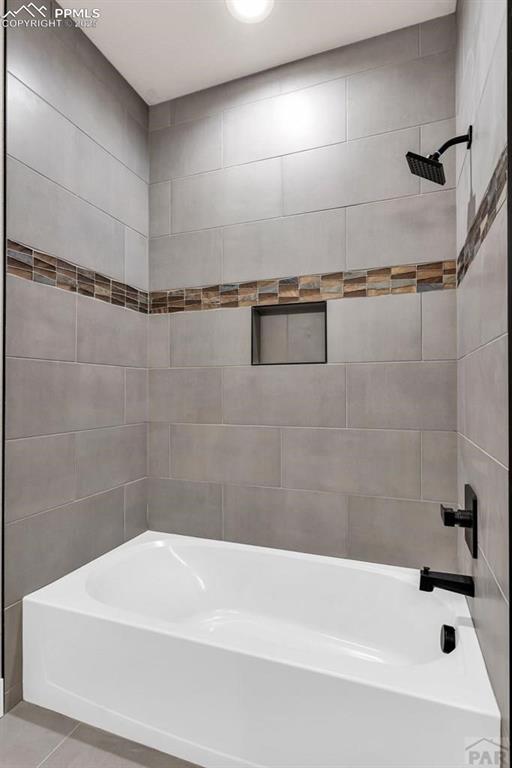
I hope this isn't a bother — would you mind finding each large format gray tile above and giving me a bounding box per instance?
[5,487,124,605]
[455,150,473,255]
[458,434,508,601]
[4,601,22,694]
[171,424,281,486]
[125,368,148,424]
[0,702,77,768]
[223,79,346,167]
[77,296,146,368]
[76,425,146,498]
[256,311,287,365]
[148,314,171,368]
[7,22,147,178]
[283,128,419,215]
[476,201,507,349]
[124,228,148,291]
[173,69,280,123]
[150,368,222,423]
[58,18,148,130]
[6,434,76,522]
[150,115,222,183]
[348,496,457,570]
[6,275,76,361]
[472,17,506,210]
[42,722,195,768]
[124,478,148,541]
[459,335,508,467]
[6,358,125,438]
[457,202,507,358]
[347,51,454,139]
[148,478,222,539]
[223,485,348,557]
[148,423,171,478]
[172,157,282,232]
[222,209,346,284]
[8,75,148,235]
[223,365,346,427]
[458,530,510,738]
[421,431,457,503]
[346,190,455,270]
[283,428,421,498]
[286,308,326,363]
[149,182,171,238]
[150,229,222,290]
[346,362,456,430]
[422,290,457,361]
[327,294,421,362]
[171,308,251,367]
[276,24,419,93]
[419,13,455,57]
[149,101,173,131]
[7,158,125,281]
[76,119,148,239]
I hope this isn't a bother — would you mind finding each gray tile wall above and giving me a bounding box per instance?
[148,18,456,291]
[6,0,149,288]
[455,0,509,741]
[146,16,458,583]
[4,4,149,710]
[4,279,148,708]
[147,288,458,573]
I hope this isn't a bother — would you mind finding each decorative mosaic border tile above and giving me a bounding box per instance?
[7,241,150,313]
[149,262,456,314]
[7,241,455,315]
[457,145,508,285]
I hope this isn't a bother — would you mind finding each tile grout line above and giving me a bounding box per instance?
[147,182,455,244]
[8,71,149,186]
[4,474,146,533]
[36,722,81,768]
[8,153,148,239]
[166,33,452,130]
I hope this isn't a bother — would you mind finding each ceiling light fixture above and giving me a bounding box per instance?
[225,0,274,24]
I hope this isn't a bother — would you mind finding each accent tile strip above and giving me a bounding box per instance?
[7,242,150,314]
[6,240,456,315]
[148,261,455,314]
[457,145,507,285]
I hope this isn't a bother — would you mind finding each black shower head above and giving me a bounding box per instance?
[405,127,472,187]
[406,151,446,185]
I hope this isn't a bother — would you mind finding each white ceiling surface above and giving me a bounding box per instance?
[63,0,456,105]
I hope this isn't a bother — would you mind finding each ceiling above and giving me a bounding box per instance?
[62,0,456,105]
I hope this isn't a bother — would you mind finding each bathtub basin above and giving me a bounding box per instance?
[24,531,499,767]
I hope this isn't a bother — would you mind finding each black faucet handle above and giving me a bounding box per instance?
[440,504,474,528]
[440,505,456,526]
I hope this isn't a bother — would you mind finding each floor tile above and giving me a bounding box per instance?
[0,702,76,768]
[41,723,197,768]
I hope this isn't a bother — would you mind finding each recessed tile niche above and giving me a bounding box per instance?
[251,302,327,365]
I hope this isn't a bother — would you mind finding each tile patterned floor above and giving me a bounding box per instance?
[0,702,197,768]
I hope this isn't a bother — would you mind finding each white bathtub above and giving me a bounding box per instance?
[24,531,499,767]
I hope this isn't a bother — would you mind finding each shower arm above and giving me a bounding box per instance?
[429,126,472,161]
